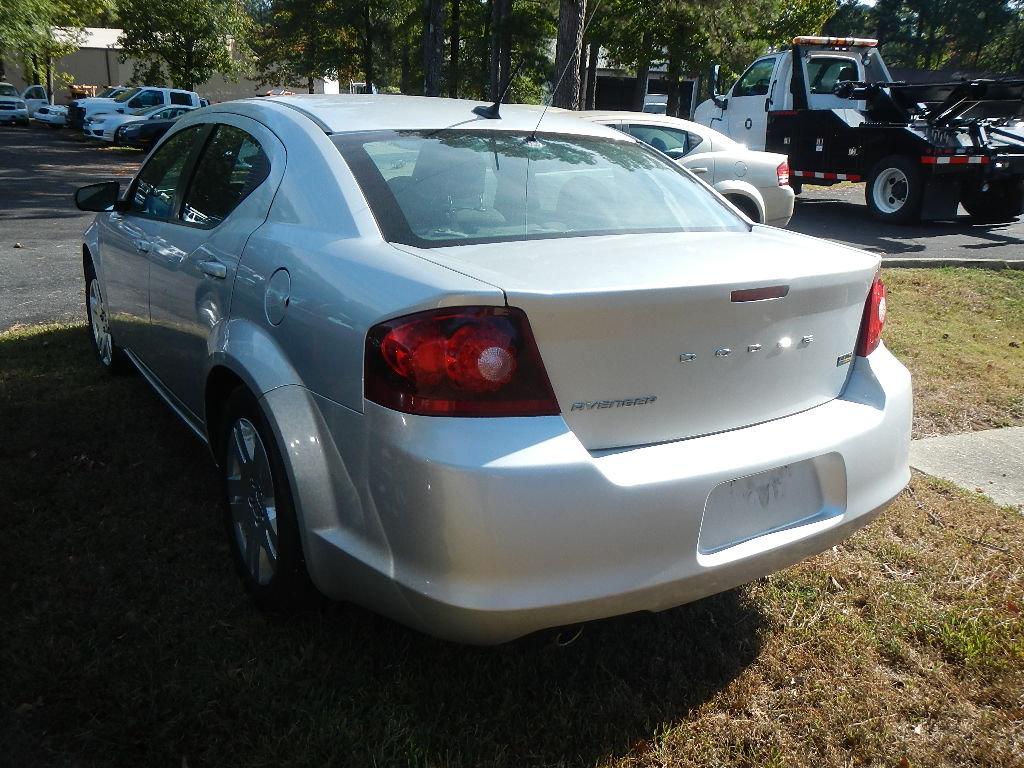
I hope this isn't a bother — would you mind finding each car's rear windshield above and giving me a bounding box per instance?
[332,130,745,248]
[0,84,18,97]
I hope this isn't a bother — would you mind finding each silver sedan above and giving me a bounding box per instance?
[76,95,911,644]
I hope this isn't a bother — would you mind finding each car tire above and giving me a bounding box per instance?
[962,180,1024,224]
[726,194,761,223]
[219,387,319,611]
[84,261,131,374]
[866,155,923,223]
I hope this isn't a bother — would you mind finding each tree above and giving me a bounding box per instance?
[423,0,444,95]
[551,0,585,108]
[118,0,252,90]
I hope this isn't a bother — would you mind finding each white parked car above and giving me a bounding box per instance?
[68,86,202,129]
[32,104,69,128]
[578,111,796,227]
[76,95,910,644]
[84,104,195,141]
[0,82,30,125]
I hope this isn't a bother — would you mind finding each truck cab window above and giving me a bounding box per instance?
[806,57,861,94]
[733,58,776,97]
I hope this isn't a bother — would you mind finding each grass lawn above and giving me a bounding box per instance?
[883,267,1024,438]
[1,268,1022,767]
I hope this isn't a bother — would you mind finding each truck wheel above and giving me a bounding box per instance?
[866,155,923,223]
[962,180,1024,224]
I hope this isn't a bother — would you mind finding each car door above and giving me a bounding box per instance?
[22,86,47,115]
[145,115,284,417]
[99,125,207,358]
[723,56,778,150]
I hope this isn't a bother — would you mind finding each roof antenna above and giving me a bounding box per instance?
[528,0,605,141]
[473,57,526,119]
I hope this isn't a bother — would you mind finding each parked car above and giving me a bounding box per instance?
[86,103,195,141]
[32,104,69,128]
[578,111,795,227]
[114,105,195,148]
[75,95,911,644]
[0,82,30,125]
[68,86,202,129]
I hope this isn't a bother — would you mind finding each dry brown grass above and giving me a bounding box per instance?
[608,476,1024,768]
[883,267,1024,438]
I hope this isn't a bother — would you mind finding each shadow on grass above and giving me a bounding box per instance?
[0,325,766,768]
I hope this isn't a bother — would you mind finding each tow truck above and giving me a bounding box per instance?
[693,36,1024,223]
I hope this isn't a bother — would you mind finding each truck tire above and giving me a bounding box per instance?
[962,180,1024,224]
[866,155,923,224]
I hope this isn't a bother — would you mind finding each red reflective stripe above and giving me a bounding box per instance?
[921,155,989,165]
[731,285,790,303]
[792,170,862,182]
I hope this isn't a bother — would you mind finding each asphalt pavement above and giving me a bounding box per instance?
[1,125,141,331]
[2,124,1024,332]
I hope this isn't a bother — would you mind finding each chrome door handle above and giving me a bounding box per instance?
[134,239,151,252]
[199,260,227,279]
[690,166,709,175]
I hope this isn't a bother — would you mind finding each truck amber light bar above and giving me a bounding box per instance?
[920,155,989,165]
[793,36,878,47]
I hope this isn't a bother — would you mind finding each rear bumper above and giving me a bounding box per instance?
[763,185,795,227]
[265,345,911,644]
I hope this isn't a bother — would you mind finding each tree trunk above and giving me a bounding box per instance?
[631,30,652,112]
[585,40,598,109]
[401,42,411,94]
[488,0,500,99]
[308,76,314,94]
[578,40,588,108]
[482,0,492,97]
[666,54,681,117]
[448,0,460,98]
[552,0,586,109]
[46,58,54,104]
[498,0,511,95]
[363,2,375,90]
[423,0,444,96]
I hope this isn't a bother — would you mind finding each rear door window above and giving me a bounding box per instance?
[169,91,192,106]
[806,57,861,94]
[129,126,204,219]
[181,125,270,228]
[624,124,691,156]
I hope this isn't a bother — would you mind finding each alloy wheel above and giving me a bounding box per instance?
[88,277,113,366]
[225,418,279,586]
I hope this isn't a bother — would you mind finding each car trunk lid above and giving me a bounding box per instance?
[396,227,879,450]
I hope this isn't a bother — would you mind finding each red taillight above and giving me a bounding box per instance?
[365,306,560,417]
[777,160,790,187]
[856,274,887,357]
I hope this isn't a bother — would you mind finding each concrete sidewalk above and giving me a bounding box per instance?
[910,426,1024,511]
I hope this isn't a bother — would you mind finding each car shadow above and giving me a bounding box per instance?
[789,188,1024,255]
[1,325,767,767]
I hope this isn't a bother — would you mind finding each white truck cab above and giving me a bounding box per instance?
[694,37,890,150]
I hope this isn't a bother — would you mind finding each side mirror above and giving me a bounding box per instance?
[75,181,121,212]
[710,64,728,109]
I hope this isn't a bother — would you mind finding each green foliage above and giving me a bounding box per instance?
[823,0,1024,74]
[0,0,110,84]
[117,0,252,90]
